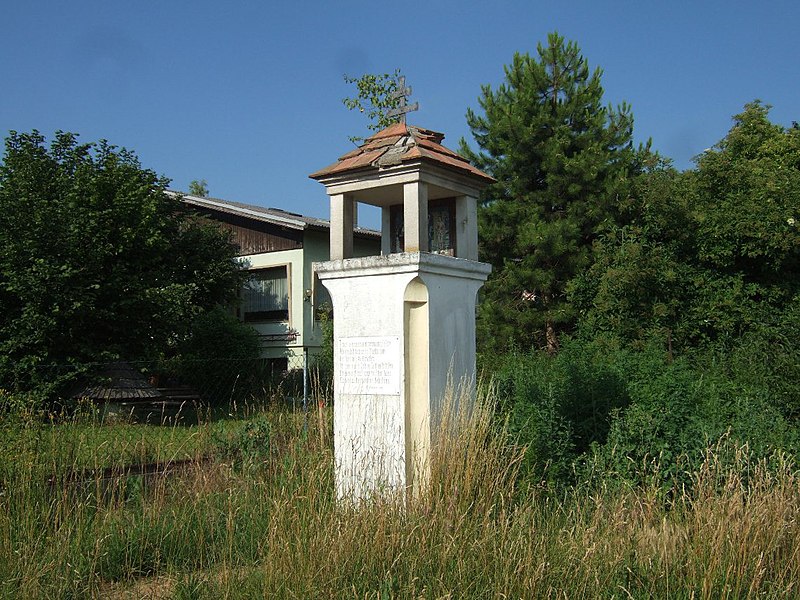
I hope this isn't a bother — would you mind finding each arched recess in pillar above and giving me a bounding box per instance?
[403,276,429,493]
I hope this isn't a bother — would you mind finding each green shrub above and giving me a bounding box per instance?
[213,414,271,462]
[711,294,800,421]
[587,343,800,489]
[310,308,334,400]
[495,340,800,489]
[175,307,263,405]
[494,341,630,485]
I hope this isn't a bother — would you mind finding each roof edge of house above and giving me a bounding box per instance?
[169,190,380,237]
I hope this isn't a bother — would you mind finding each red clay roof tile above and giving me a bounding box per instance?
[309,123,494,184]
[369,121,409,139]
[337,147,362,160]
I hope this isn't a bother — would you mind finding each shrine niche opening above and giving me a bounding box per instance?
[403,276,429,494]
[389,198,456,256]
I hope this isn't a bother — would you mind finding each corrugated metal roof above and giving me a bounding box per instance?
[309,123,495,183]
[174,192,380,237]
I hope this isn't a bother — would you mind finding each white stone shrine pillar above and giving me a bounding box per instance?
[403,182,428,252]
[455,195,479,261]
[330,193,355,260]
[316,253,490,499]
[309,121,495,501]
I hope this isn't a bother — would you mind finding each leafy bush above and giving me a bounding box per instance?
[213,414,271,462]
[493,341,630,485]
[310,309,334,400]
[709,294,800,421]
[174,307,263,405]
[585,349,798,489]
[495,340,800,489]
[0,131,245,399]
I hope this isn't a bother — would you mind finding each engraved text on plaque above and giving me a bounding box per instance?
[337,336,401,395]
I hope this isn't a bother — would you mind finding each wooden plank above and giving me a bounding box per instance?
[386,102,419,118]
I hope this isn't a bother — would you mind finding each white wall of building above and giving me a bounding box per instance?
[239,230,379,361]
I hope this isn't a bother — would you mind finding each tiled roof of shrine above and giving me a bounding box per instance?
[309,122,495,184]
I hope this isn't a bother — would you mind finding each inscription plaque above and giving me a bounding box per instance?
[337,336,401,395]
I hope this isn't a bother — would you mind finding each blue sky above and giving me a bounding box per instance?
[2,1,797,228]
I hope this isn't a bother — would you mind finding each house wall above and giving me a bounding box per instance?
[195,209,303,254]
[299,231,329,355]
[239,248,306,361]
[240,230,380,362]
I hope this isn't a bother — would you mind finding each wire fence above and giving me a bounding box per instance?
[2,353,332,422]
[0,354,333,481]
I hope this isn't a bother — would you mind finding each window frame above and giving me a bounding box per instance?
[240,264,292,324]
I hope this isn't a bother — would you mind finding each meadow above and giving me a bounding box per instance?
[1,389,798,599]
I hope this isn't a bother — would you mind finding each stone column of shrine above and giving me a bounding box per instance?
[310,122,493,500]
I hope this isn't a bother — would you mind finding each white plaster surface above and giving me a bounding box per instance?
[316,252,490,500]
[403,181,428,252]
[238,230,378,360]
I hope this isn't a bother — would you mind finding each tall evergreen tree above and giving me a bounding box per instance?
[460,33,639,353]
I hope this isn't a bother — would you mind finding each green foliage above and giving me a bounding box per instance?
[684,102,798,349]
[342,69,403,142]
[493,341,800,489]
[179,308,261,364]
[461,32,641,353]
[173,307,263,405]
[0,131,246,398]
[235,415,271,459]
[703,295,800,420]
[493,341,630,485]
[310,307,334,396]
[213,413,271,462]
[567,158,689,349]
[571,102,800,375]
[587,348,798,489]
[188,178,209,197]
[692,101,799,277]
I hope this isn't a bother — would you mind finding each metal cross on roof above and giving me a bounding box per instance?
[386,76,419,125]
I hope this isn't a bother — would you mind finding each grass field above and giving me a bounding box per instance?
[1,393,798,599]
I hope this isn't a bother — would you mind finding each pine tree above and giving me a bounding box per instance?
[460,32,638,353]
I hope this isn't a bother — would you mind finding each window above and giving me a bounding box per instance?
[242,266,289,322]
[390,204,405,253]
[428,199,456,256]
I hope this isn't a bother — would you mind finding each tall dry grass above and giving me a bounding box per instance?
[1,388,798,598]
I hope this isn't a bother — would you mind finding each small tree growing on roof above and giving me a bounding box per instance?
[342,69,404,143]
[188,178,209,197]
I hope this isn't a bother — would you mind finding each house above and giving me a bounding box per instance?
[180,193,381,368]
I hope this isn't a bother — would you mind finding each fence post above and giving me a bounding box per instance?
[303,347,309,432]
